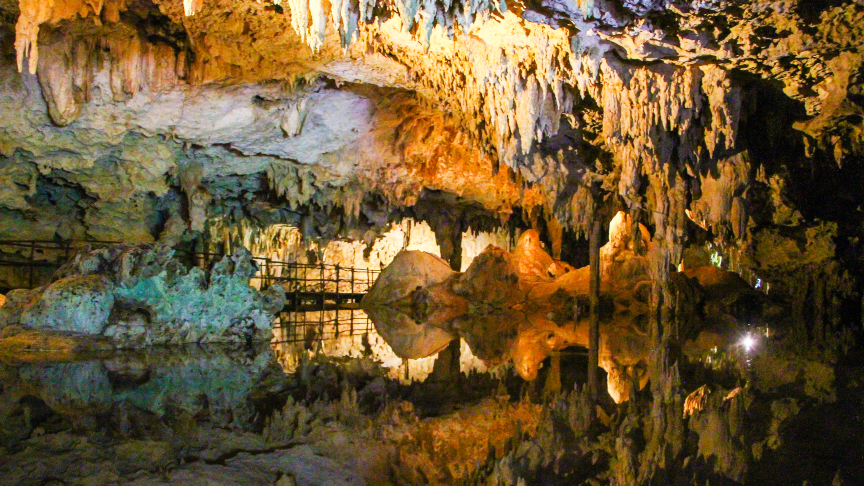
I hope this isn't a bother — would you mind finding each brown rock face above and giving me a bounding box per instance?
[361,250,458,359]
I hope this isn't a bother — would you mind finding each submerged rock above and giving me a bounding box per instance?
[0,245,285,351]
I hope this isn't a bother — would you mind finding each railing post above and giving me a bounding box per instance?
[335,264,340,337]
[318,261,325,352]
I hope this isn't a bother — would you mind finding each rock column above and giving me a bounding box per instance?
[588,218,601,410]
[429,226,463,383]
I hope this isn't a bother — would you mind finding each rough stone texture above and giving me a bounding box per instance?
[362,250,458,359]
[19,275,114,334]
[0,244,285,348]
[2,0,861,253]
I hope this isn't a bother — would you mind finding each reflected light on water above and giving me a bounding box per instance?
[272,318,488,383]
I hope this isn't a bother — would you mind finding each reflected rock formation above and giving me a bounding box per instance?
[0,343,285,428]
[364,212,767,403]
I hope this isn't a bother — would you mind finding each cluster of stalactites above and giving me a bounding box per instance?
[182,0,506,52]
[31,23,186,126]
[204,218,304,261]
[266,163,365,220]
[14,0,129,74]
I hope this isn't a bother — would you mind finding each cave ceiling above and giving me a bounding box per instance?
[0,0,863,253]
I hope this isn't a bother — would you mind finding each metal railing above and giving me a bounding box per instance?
[0,239,118,289]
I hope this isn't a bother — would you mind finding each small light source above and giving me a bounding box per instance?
[740,334,756,351]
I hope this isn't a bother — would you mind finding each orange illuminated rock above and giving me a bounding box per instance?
[364,212,770,402]
[363,215,657,401]
[361,251,459,359]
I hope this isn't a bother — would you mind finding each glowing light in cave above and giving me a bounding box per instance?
[711,252,723,268]
[740,334,756,352]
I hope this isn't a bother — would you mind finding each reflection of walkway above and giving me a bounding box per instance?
[1,241,460,381]
[271,331,488,385]
[260,259,439,381]
[260,262,381,345]
[261,260,490,383]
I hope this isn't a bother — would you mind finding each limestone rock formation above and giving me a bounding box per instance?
[1,0,864,482]
[361,250,458,359]
[363,213,766,402]
[0,0,861,256]
[0,245,285,350]
[19,274,115,334]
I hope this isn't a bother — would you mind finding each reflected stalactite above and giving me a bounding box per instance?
[363,214,769,403]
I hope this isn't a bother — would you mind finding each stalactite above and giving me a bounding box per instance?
[14,0,55,74]
[178,0,504,53]
[546,214,564,260]
[26,21,185,125]
[14,0,129,74]
[357,13,586,169]
[184,0,203,16]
